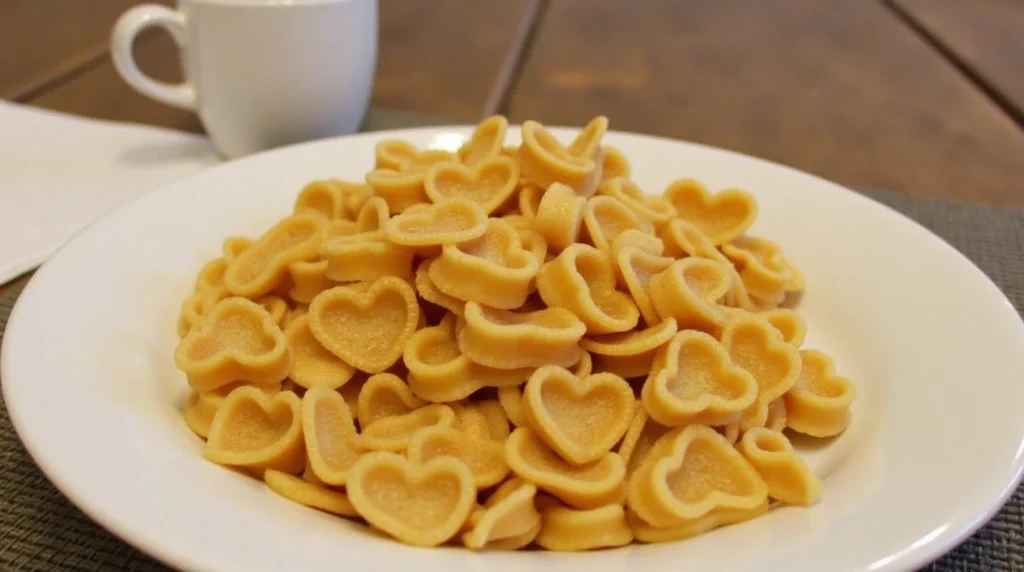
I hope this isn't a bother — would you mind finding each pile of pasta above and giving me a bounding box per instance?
[173,115,856,551]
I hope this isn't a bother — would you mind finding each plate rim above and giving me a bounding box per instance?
[4,124,1024,572]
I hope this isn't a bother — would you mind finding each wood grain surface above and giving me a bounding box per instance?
[373,0,541,117]
[28,31,202,133]
[0,0,171,100]
[5,0,1024,210]
[889,0,1024,124]
[506,0,1024,206]
[22,0,541,130]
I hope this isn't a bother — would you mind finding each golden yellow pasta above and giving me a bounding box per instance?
[173,114,854,551]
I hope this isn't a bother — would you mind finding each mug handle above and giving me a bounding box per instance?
[110,5,196,111]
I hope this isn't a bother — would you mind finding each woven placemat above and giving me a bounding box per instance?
[1,115,1023,571]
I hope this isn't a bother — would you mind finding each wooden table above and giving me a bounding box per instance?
[3,0,1024,202]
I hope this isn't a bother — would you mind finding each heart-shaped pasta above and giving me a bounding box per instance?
[347,452,476,547]
[307,277,420,374]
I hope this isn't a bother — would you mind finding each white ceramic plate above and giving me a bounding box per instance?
[4,126,1024,572]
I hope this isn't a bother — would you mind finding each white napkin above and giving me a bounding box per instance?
[0,101,221,283]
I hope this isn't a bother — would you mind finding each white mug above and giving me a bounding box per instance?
[111,0,378,159]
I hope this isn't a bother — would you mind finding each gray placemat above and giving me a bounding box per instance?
[1,117,1023,571]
